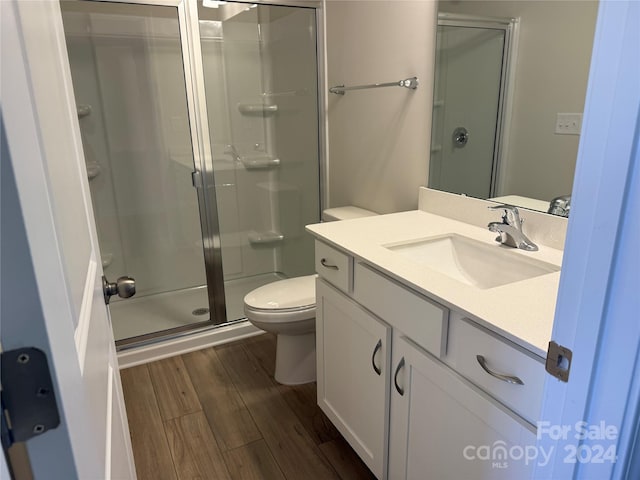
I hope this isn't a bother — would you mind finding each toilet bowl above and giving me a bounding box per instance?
[243,206,377,385]
[244,275,317,385]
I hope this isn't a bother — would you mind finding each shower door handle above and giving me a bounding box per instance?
[103,275,136,305]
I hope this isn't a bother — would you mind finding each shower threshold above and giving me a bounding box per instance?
[111,272,284,347]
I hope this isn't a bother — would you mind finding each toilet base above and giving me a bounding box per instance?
[274,332,316,385]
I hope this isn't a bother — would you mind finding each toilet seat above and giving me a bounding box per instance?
[244,304,315,323]
[244,274,317,323]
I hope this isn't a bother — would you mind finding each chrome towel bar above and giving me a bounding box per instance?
[329,76,419,95]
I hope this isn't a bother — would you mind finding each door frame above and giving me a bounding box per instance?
[535,0,640,478]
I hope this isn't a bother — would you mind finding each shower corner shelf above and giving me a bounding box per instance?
[238,103,278,114]
[240,155,281,170]
[101,253,113,269]
[86,162,101,180]
[248,231,285,246]
[77,104,92,118]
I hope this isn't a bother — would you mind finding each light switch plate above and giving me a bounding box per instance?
[555,113,583,135]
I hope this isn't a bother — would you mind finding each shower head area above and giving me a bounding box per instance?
[61,1,321,347]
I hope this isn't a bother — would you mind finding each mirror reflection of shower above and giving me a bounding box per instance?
[429,17,511,199]
[61,1,320,346]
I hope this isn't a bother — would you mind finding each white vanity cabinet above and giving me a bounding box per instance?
[316,278,391,478]
[313,240,543,480]
[388,334,536,480]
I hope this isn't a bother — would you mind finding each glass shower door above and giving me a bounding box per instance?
[197,2,321,321]
[62,1,219,343]
[62,0,322,345]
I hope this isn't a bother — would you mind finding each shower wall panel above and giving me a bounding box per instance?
[64,27,125,279]
[262,7,320,279]
[201,8,280,283]
[198,3,320,321]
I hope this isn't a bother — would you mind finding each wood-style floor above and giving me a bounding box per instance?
[121,333,376,480]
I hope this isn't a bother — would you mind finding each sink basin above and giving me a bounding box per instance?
[384,234,560,289]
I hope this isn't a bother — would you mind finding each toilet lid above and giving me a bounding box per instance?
[244,275,317,311]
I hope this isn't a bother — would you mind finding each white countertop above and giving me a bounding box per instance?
[306,210,564,358]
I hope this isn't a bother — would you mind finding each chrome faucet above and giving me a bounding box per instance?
[487,205,538,251]
[548,195,571,217]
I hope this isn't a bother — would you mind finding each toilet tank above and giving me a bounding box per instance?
[322,206,378,222]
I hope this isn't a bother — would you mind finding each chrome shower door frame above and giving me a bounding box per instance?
[182,0,227,325]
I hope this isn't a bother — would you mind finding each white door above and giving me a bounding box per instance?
[1,0,135,478]
[536,1,640,478]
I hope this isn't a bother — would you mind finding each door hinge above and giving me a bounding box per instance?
[1,348,60,450]
[545,341,573,382]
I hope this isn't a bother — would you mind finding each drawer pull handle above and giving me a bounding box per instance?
[394,357,405,395]
[320,258,339,270]
[476,355,524,385]
[371,339,382,375]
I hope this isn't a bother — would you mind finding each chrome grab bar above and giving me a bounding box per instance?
[476,355,524,385]
[329,77,419,95]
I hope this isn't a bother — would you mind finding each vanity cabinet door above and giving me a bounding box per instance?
[388,335,536,480]
[316,278,391,479]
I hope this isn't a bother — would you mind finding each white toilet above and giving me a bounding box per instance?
[243,206,377,385]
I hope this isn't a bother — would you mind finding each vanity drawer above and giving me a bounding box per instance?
[315,241,352,293]
[353,262,448,357]
[446,315,545,425]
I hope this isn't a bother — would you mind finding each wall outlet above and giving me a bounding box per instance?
[555,113,583,135]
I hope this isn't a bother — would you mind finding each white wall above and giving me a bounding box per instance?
[439,0,598,201]
[325,0,438,214]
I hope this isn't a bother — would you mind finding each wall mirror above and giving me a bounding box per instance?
[428,0,599,216]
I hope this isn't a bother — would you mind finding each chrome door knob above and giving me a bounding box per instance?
[102,275,136,305]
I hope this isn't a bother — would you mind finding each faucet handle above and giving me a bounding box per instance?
[488,204,521,225]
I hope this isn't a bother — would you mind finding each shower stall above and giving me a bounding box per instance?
[61,0,322,348]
